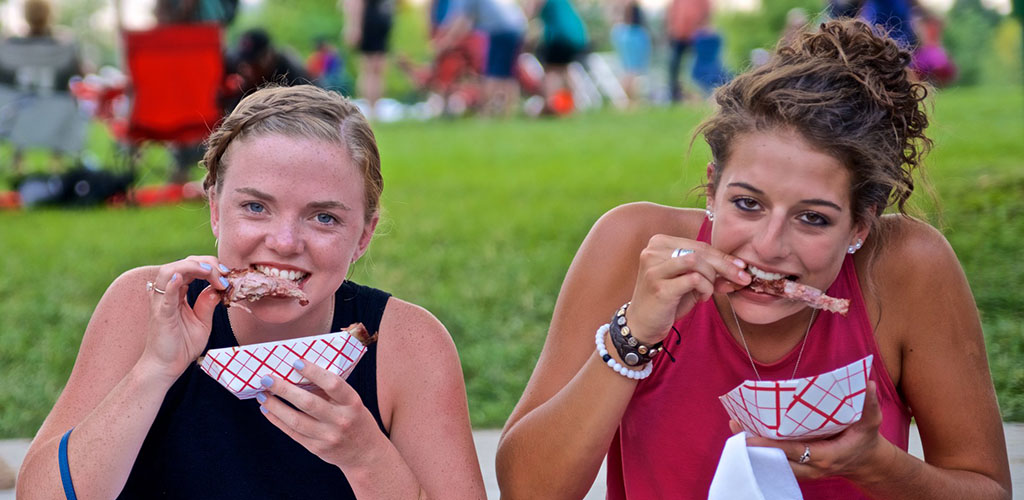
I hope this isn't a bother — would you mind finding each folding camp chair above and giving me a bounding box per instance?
[118,23,224,181]
[0,37,86,164]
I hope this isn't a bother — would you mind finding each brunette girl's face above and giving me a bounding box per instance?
[708,129,868,325]
[209,134,376,324]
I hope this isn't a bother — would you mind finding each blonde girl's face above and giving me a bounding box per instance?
[209,134,376,324]
[708,129,868,325]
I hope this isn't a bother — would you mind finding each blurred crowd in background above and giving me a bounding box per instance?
[0,0,1020,208]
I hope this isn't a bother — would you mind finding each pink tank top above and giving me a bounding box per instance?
[607,220,910,499]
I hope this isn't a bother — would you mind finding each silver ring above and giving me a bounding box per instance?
[671,248,694,258]
[798,445,811,464]
[146,281,166,295]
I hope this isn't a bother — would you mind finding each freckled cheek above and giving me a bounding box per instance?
[218,219,268,251]
[308,233,358,256]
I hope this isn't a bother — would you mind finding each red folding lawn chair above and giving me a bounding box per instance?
[117,23,224,190]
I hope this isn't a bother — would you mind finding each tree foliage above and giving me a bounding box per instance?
[944,0,1005,85]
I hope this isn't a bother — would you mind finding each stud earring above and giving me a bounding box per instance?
[705,208,715,221]
[847,238,863,254]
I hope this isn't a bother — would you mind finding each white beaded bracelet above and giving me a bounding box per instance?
[595,323,653,380]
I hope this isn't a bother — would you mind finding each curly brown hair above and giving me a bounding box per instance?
[698,18,932,233]
[201,85,382,223]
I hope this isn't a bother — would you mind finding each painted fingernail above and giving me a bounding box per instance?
[292,359,305,371]
[219,276,230,288]
[260,375,274,387]
[219,264,230,273]
[199,262,212,271]
[256,392,267,403]
[260,406,268,415]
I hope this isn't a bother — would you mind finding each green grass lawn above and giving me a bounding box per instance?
[1,85,1022,437]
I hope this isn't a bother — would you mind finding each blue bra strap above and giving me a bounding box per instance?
[58,427,78,500]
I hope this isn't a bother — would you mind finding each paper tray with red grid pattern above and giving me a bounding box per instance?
[199,330,368,400]
[718,355,873,440]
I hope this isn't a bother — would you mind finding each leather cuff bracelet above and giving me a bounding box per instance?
[608,302,664,366]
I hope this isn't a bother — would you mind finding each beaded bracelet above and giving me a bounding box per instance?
[595,323,653,380]
[608,302,664,366]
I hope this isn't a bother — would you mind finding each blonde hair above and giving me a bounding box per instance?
[201,85,383,222]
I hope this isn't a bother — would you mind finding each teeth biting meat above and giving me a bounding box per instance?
[222,268,310,311]
[747,273,850,316]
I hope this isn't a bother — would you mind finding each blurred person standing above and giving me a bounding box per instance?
[341,0,395,119]
[665,0,711,103]
[689,27,730,96]
[524,0,589,113]
[827,0,917,49]
[610,0,651,105]
[436,0,528,116]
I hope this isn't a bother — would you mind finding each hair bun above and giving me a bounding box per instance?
[788,19,913,106]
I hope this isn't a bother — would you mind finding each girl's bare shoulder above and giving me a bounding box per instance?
[591,202,704,248]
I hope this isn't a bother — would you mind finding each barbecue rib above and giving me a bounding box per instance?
[222,268,310,311]
[747,275,850,316]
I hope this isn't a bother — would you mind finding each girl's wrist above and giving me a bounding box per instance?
[133,353,185,389]
[340,427,400,480]
[845,436,901,486]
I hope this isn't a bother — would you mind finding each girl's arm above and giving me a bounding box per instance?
[862,219,1010,498]
[18,260,228,499]
[496,204,747,499]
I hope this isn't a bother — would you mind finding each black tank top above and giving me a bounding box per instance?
[119,280,391,499]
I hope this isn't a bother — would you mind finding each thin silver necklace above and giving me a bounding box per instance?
[727,297,818,381]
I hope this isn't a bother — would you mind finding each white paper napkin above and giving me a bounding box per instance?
[708,432,803,500]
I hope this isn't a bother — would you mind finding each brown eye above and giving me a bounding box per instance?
[732,197,761,211]
[799,212,830,226]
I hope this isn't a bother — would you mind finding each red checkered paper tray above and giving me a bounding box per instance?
[719,355,873,440]
[199,329,368,400]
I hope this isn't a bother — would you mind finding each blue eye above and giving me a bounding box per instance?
[316,213,337,224]
[245,202,265,214]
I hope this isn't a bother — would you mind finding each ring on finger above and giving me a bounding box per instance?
[671,248,695,259]
[146,281,166,295]
[798,444,811,464]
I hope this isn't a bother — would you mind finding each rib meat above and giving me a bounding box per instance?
[222,268,309,310]
[748,276,850,316]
